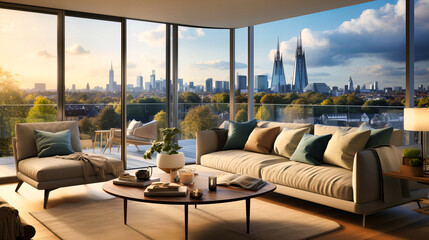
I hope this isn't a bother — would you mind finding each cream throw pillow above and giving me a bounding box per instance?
[273,127,310,158]
[323,128,371,170]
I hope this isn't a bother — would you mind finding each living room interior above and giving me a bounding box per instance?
[1,0,429,239]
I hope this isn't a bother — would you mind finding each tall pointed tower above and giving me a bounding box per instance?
[108,62,115,91]
[292,33,308,92]
[348,76,354,92]
[270,38,287,93]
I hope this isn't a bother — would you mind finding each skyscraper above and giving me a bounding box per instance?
[215,81,223,93]
[107,62,116,91]
[223,81,229,92]
[348,76,354,92]
[86,82,90,91]
[374,81,379,91]
[136,76,143,90]
[205,78,213,92]
[150,70,156,90]
[178,78,184,92]
[237,74,247,91]
[256,75,268,92]
[270,39,287,93]
[292,33,308,92]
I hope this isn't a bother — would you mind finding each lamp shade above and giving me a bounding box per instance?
[404,108,429,131]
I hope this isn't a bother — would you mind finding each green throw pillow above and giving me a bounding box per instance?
[34,129,74,158]
[290,134,332,165]
[359,126,393,148]
[223,119,257,150]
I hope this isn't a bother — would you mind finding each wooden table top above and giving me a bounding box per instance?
[383,171,429,184]
[102,171,276,205]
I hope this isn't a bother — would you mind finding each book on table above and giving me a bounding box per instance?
[217,174,267,191]
[144,182,187,197]
[113,176,160,187]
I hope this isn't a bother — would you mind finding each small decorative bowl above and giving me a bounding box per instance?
[190,189,203,199]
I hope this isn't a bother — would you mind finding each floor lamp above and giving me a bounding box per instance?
[404,108,429,174]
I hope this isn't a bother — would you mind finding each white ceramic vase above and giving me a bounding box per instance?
[156,152,185,173]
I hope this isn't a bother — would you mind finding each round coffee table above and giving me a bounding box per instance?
[102,171,276,240]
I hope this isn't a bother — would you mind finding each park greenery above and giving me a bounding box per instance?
[1,66,429,157]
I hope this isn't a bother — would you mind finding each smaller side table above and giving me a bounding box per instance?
[93,130,110,153]
[383,171,429,215]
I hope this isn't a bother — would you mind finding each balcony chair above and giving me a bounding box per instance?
[103,120,157,154]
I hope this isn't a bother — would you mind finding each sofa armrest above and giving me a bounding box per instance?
[196,129,227,165]
[353,150,381,204]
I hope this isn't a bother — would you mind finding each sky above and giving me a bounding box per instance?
[0,0,428,90]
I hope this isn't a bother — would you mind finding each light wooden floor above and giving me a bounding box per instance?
[1,173,429,239]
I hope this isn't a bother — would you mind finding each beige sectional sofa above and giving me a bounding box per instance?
[196,121,429,226]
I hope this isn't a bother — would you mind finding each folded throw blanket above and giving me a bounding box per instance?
[370,145,407,203]
[55,152,123,182]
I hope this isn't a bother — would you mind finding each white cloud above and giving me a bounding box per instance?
[138,25,165,47]
[66,44,90,55]
[127,62,137,69]
[267,0,429,67]
[33,49,55,59]
[196,28,205,37]
[179,27,206,40]
[192,60,246,70]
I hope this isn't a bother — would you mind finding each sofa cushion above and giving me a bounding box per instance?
[18,156,121,182]
[244,127,280,154]
[34,129,74,157]
[290,134,332,165]
[261,161,353,201]
[200,150,287,177]
[223,119,257,150]
[15,121,82,161]
[127,119,142,136]
[273,127,310,158]
[323,129,371,170]
[257,121,314,133]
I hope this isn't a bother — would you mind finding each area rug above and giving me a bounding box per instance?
[30,198,340,240]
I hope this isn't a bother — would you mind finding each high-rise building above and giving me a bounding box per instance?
[205,78,213,92]
[271,39,287,93]
[223,81,229,92]
[178,78,184,92]
[144,82,150,91]
[303,83,330,94]
[256,75,268,92]
[72,84,76,91]
[34,83,46,92]
[107,62,116,91]
[292,33,308,92]
[86,83,90,91]
[348,76,354,92]
[150,70,156,90]
[215,80,223,93]
[374,81,378,91]
[237,74,247,91]
[136,76,143,90]
[189,81,194,89]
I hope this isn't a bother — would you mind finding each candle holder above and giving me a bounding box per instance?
[179,168,195,185]
[209,176,217,191]
[190,189,203,199]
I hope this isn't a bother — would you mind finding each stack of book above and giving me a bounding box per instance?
[144,182,187,197]
[113,174,160,187]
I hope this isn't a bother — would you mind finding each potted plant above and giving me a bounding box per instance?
[401,148,423,177]
[143,128,184,173]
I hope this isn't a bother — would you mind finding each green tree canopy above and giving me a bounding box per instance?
[253,92,266,103]
[179,92,201,103]
[92,105,120,130]
[235,109,248,122]
[418,97,429,107]
[211,93,229,103]
[180,105,219,139]
[321,98,334,105]
[260,94,283,104]
[153,110,167,140]
[26,96,57,122]
[346,94,365,105]
[255,106,270,121]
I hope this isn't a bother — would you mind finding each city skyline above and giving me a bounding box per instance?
[1,0,428,91]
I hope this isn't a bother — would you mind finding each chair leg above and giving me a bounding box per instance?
[117,143,121,153]
[362,214,366,228]
[135,145,140,151]
[15,180,23,192]
[44,189,54,209]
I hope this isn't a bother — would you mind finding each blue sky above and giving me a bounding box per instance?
[0,0,428,90]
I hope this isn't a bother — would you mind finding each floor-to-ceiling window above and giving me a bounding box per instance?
[0,8,57,178]
[177,27,229,139]
[235,27,249,122]
[126,20,166,168]
[64,16,122,160]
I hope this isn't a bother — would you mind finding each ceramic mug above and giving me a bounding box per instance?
[136,166,152,180]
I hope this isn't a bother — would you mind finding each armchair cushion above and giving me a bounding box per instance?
[34,129,74,157]
[15,121,82,161]
[127,119,142,136]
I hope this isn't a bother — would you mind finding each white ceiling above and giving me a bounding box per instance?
[2,0,373,28]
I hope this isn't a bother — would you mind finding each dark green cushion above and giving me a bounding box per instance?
[34,129,74,158]
[290,134,332,165]
[223,119,257,150]
[361,127,394,148]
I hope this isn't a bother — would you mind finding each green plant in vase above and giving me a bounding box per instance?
[401,148,423,177]
[143,127,184,173]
